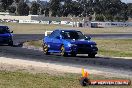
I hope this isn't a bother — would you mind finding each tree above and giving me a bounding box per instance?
[105,15,113,21]
[30,2,40,15]
[95,14,104,21]
[17,1,29,16]
[71,1,83,17]
[61,0,73,17]
[40,5,49,16]
[8,6,16,13]
[14,0,21,3]
[118,2,128,21]
[93,0,103,15]
[45,8,49,16]
[77,0,94,17]
[14,0,22,15]
[127,3,132,18]
[49,0,61,17]
[0,3,4,12]
[1,0,14,11]
[95,0,128,22]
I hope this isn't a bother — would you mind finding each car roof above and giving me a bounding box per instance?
[0,26,8,28]
[55,29,80,32]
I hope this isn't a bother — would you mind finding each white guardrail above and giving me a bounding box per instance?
[45,31,53,36]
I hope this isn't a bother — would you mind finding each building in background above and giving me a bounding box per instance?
[0,12,132,27]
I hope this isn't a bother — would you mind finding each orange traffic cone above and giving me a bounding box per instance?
[80,68,91,86]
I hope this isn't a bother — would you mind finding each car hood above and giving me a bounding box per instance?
[65,39,96,45]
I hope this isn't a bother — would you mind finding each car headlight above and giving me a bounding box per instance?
[91,45,97,47]
[68,43,77,47]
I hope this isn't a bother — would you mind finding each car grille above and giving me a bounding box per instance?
[76,44,97,53]
[0,37,11,42]
[77,44,91,48]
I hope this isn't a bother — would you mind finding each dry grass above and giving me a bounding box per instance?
[1,22,132,34]
[2,23,69,34]
[93,39,132,57]
[26,40,42,48]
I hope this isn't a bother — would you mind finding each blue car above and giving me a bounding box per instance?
[0,26,13,46]
[42,29,98,57]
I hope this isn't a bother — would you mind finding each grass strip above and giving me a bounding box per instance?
[0,71,131,88]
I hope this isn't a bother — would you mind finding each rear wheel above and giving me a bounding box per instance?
[61,45,68,57]
[71,52,77,57]
[88,54,95,58]
[42,43,50,55]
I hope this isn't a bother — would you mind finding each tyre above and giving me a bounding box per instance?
[8,41,13,46]
[42,43,50,55]
[60,45,68,57]
[71,52,77,57]
[88,54,95,58]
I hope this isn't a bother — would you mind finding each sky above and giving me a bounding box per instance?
[122,0,132,3]
[30,0,132,3]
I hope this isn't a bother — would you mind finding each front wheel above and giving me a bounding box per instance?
[88,54,95,58]
[8,41,13,46]
[42,43,50,55]
[60,45,68,57]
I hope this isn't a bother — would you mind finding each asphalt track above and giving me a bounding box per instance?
[0,34,132,71]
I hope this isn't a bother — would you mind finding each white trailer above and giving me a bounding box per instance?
[19,20,40,24]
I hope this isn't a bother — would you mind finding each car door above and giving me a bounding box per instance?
[52,31,63,51]
[46,31,56,50]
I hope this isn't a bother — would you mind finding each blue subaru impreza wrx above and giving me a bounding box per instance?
[0,26,13,46]
[43,29,98,57]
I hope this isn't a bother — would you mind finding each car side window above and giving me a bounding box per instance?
[49,31,55,38]
[53,31,60,38]
[61,32,70,39]
[0,26,10,34]
[49,31,60,38]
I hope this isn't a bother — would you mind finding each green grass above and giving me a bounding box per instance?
[1,22,132,34]
[0,71,131,88]
[25,39,132,57]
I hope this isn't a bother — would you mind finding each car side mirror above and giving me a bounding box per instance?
[85,36,91,40]
[10,31,13,33]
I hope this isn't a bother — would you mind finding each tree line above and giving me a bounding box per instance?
[0,0,132,22]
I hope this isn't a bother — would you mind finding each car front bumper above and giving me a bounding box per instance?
[65,46,98,54]
[0,37,12,44]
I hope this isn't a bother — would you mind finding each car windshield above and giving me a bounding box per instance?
[0,26,10,34]
[61,31,86,39]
